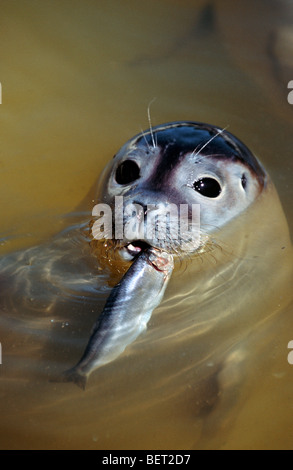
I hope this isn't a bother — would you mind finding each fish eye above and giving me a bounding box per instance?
[115,160,140,185]
[193,177,222,198]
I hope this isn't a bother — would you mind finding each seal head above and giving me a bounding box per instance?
[94,121,266,258]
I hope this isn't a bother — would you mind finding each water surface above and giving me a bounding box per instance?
[0,0,293,450]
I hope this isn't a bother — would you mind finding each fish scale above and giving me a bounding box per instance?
[61,247,174,389]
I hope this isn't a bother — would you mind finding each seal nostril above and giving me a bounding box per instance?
[241,173,247,190]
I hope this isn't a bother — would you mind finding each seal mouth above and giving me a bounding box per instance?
[120,240,152,260]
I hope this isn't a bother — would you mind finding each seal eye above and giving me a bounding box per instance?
[193,177,222,198]
[115,160,140,185]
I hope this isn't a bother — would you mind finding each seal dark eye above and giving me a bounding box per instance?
[193,177,222,198]
[115,160,140,185]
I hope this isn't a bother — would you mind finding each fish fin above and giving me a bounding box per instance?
[50,368,88,390]
[62,368,88,390]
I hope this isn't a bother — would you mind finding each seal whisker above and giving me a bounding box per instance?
[140,127,152,152]
[147,98,157,149]
[191,125,230,159]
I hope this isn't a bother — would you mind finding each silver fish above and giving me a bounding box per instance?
[62,247,174,389]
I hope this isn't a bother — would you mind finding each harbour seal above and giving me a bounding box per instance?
[0,121,292,449]
[92,121,265,259]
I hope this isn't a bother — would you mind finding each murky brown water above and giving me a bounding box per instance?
[0,0,293,450]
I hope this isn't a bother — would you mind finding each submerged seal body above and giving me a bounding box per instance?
[0,121,292,448]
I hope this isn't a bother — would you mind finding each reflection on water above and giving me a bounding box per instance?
[0,0,293,450]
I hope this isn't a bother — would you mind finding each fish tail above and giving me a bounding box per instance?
[50,367,88,390]
[62,367,88,390]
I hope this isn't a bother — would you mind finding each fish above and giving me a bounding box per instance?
[61,247,174,389]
